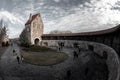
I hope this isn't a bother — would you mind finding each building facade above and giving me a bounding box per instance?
[20,13,44,45]
[42,25,120,56]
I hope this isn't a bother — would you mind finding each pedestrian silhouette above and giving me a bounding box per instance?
[13,49,15,53]
[73,51,78,59]
[17,56,20,64]
[59,47,61,51]
[85,67,89,76]
[78,48,81,53]
[67,70,71,80]
[13,49,17,56]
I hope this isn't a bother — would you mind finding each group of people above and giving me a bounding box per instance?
[11,42,23,64]
[66,69,71,80]
[73,47,81,59]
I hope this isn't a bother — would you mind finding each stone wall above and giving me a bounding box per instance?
[42,27,120,56]
[42,40,120,80]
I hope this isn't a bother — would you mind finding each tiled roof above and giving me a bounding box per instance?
[25,13,40,25]
[42,24,120,37]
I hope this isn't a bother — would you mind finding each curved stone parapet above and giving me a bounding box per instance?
[42,25,120,56]
[42,40,120,80]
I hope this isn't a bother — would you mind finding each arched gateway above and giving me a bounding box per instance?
[34,38,39,45]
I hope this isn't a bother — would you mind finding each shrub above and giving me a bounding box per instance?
[20,41,31,48]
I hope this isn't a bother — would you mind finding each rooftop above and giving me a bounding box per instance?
[42,24,120,37]
[25,13,40,25]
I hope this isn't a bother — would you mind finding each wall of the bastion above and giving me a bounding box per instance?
[42,40,119,80]
[42,27,120,56]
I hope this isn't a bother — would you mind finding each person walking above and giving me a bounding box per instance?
[59,47,61,51]
[13,49,15,53]
[16,56,20,64]
[73,51,78,59]
[67,70,71,80]
[78,48,81,53]
[13,49,17,56]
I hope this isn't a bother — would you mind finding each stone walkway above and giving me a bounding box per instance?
[0,43,108,80]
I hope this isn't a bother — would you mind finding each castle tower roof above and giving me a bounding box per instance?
[25,13,40,25]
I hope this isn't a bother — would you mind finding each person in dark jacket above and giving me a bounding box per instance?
[17,56,20,64]
[73,51,78,59]
[67,70,71,80]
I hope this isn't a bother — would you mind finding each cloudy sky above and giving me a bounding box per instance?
[0,0,120,38]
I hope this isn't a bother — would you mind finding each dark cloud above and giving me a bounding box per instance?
[0,0,90,21]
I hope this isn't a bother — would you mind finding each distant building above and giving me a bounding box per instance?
[20,13,44,45]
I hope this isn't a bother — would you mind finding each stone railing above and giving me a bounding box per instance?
[42,40,120,80]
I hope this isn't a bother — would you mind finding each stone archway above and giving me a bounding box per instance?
[34,38,39,45]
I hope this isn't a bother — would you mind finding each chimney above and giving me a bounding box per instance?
[29,13,32,20]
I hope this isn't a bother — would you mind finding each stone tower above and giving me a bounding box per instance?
[21,13,44,45]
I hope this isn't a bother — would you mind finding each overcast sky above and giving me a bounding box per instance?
[0,0,120,38]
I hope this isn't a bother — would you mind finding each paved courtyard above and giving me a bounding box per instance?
[0,43,108,80]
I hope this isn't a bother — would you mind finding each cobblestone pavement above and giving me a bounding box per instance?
[0,43,108,80]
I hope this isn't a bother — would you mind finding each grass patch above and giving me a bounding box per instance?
[23,45,55,52]
[22,46,68,66]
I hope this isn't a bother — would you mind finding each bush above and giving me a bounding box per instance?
[20,41,31,47]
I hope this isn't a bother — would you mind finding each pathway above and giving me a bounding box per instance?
[0,43,108,80]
